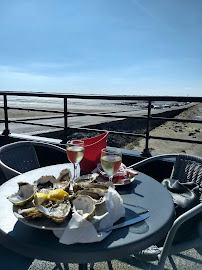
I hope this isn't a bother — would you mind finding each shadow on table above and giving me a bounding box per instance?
[0,244,33,270]
[116,179,142,197]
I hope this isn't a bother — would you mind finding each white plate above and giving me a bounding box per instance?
[92,168,137,186]
[96,175,136,186]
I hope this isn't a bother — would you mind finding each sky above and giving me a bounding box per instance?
[0,0,201,96]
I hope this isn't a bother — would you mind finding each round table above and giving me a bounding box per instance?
[0,163,175,267]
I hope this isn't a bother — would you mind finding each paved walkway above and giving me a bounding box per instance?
[26,247,202,270]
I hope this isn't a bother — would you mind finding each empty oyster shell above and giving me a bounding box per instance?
[34,175,57,191]
[72,195,95,220]
[7,182,35,206]
[38,200,71,223]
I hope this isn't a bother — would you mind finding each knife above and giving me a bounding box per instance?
[99,214,150,232]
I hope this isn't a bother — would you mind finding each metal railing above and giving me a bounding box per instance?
[0,91,202,157]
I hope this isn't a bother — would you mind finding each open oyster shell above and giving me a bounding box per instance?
[18,206,43,219]
[38,200,71,223]
[34,169,71,193]
[56,168,71,183]
[55,168,71,191]
[73,173,100,192]
[7,182,36,206]
[71,180,114,204]
[72,195,95,220]
[34,175,57,191]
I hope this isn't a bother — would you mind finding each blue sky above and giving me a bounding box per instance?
[0,0,201,96]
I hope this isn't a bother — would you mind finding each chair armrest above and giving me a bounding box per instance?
[0,160,21,180]
[128,154,179,170]
[158,202,202,267]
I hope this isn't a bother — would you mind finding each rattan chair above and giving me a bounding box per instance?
[0,141,67,180]
[129,154,202,269]
[0,141,67,268]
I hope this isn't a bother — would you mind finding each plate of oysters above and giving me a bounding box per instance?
[7,169,113,231]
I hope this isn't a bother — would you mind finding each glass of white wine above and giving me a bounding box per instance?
[66,140,85,187]
[101,148,122,182]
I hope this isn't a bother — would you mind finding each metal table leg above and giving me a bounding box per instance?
[79,263,88,270]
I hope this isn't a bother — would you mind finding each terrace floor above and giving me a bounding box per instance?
[25,247,202,269]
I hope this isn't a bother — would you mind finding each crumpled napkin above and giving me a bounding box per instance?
[54,187,125,245]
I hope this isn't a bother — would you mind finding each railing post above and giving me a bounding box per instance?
[141,100,152,157]
[61,96,68,143]
[2,94,10,136]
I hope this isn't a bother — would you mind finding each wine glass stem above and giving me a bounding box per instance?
[109,175,113,182]
[70,163,77,191]
[74,163,77,179]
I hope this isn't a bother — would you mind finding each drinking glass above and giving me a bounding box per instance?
[66,140,85,186]
[101,148,122,182]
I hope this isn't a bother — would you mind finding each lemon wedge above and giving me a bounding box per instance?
[34,192,48,205]
[48,189,69,202]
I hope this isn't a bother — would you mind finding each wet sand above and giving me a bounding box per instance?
[125,103,202,157]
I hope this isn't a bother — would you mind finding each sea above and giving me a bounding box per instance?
[0,90,146,112]
[0,90,195,115]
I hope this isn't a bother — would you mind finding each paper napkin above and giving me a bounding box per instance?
[57,187,125,245]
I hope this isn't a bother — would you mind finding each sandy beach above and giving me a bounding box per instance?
[125,103,202,157]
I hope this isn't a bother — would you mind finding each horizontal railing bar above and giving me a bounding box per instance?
[1,91,202,102]
[150,135,202,144]
[9,120,62,129]
[8,119,146,138]
[69,126,146,138]
[11,111,202,125]
[0,106,63,114]
[3,120,201,145]
[67,111,202,124]
[14,116,68,122]
[2,105,201,124]
[7,118,202,145]
[151,116,202,124]
[0,106,140,119]
[66,111,147,119]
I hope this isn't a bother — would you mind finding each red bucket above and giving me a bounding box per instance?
[80,132,109,173]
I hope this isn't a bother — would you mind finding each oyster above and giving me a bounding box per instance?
[56,168,71,182]
[73,173,99,192]
[76,173,99,182]
[76,189,106,205]
[55,168,71,191]
[7,182,35,206]
[72,195,95,220]
[34,175,57,191]
[71,181,113,204]
[18,207,43,219]
[38,200,71,223]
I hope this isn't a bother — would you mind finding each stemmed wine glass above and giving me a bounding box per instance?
[101,148,122,182]
[66,140,85,188]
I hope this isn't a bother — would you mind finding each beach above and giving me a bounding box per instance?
[0,96,201,157]
[125,103,202,157]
